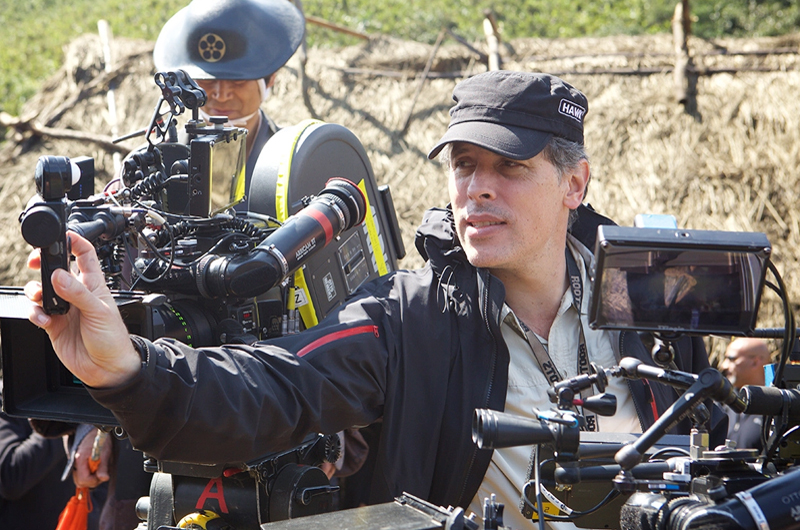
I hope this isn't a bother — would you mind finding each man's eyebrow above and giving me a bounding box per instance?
[450,144,470,157]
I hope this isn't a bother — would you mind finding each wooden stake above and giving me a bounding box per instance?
[672,1,691,104]
[399,28,447,136]
[98,20,122,174]
[483,10,502,71]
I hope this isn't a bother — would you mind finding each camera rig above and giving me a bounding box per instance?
[466,225,800,530]
[243,224,800,530]
[1,69,405,528]
[5,68,798,530]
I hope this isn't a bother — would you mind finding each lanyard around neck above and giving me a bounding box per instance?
[518,248,596,431]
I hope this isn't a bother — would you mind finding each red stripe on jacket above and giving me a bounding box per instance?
[297,325,379,358]
[643,380,659,421]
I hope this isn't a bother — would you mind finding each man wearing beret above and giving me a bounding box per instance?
[154,0,305,210]
[27,70,724,527]
[56,1,305,527]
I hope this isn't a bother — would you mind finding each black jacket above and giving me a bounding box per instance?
[90,205,725,509]
[0,410,74,530]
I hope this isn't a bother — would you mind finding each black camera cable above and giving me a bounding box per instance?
[521,448,621,525]
[760,261,795,461]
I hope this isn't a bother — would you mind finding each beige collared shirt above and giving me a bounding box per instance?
[469,236,641,529]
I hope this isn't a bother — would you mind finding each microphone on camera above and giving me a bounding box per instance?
[198,178,367,298]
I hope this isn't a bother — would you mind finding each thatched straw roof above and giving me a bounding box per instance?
[3,31,800,359]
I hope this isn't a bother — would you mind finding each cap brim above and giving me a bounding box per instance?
[427,121,553,160]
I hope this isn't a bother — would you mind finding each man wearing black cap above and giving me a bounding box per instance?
[26,71,724,526]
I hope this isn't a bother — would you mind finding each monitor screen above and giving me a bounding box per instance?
[187,129,247,216]
[208,132,246,215]
[589,226,770,335]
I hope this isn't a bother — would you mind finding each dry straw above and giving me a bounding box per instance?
[3,31,800,360]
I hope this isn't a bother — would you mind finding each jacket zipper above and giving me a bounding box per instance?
[457,269,498,506]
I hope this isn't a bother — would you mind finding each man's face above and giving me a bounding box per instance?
[720,340,768,388]
[196,79,262,123]
[447,142,585,277]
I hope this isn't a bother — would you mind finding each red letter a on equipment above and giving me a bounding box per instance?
[196,477,229,513]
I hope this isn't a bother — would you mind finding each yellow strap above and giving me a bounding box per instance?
[274,119,323,328]
[358,180,388,276]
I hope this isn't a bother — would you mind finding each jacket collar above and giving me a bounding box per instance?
[414,206,468,275]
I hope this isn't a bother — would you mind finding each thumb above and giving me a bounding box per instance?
[51,268,106,312]
[94,459,111,482]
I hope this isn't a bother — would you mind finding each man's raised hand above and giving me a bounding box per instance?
[25,232,141,388]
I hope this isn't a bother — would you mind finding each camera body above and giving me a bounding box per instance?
[3,70,405,528]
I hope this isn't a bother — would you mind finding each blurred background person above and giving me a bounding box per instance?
[0,382,75,530]
[153,0,305,210]
[720,337,772,451]
[64,0,306,527]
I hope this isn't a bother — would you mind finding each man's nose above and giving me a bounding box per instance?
[466,166,498,201]
[207,81,233,101]
[720,358,732,375]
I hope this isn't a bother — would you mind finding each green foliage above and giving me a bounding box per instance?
[303,0,800,45]
[0,0,186,116]
[692,1,800,37]
[1,0,799,118]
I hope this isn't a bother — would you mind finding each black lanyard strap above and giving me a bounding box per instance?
[515,247,597,430]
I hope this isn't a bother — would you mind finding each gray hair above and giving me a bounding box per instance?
[439,138,590,226]
[541,137,590,228]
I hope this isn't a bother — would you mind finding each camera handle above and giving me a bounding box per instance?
[20,156,84,314]
[613,361,743,473]
[145,70,207,148]
[23,199,71,314]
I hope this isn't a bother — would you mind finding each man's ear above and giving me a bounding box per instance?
[265,72,278,89]
[563,159,591,209]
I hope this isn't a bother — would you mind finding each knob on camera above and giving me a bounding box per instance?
[20,156,82,315]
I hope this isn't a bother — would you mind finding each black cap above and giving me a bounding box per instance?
[428,71,588,160]
[154,0,305,80]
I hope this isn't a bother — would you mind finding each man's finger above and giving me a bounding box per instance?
[67,232,105,278]
[26,248,41,270]
[94,458,111,482]
[49,268,109,317]
[24,281,43,303]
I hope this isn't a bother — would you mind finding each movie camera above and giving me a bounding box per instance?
[1,69,405,528]
[469,224,800,530]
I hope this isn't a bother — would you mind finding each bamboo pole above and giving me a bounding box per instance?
[399,28,447,136]
[444,28,489,63]
[293,0,319,119]
[98,20,122,174]
[0,112,131,154]
[305,15,369,40]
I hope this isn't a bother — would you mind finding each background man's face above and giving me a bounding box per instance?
[196,79,262,124]
[720,339,769,388]
[447,142,573,277]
